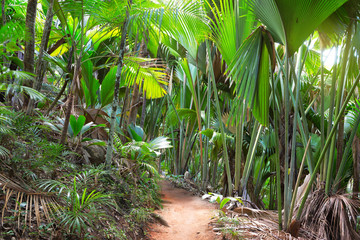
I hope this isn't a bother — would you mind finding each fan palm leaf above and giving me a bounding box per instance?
[249,0,348,55]
[206,0,256,66]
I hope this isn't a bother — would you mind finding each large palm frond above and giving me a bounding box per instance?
[249,0,348,55]
[228,27,271,126]
[146,0,210,60]
[206,0,256,66]
[123,56,168,99]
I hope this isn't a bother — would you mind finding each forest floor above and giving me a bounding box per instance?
[148,180,221,240]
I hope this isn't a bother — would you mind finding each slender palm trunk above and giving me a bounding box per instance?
[336,113,345,171]
[60,93,73,145]
[60,57,80,145]
[140,91,146,128]
[128,83,140,125]
[105,0,132,167]
[23,0,38,110]
[45,79,68,115]
[1,0,5,65]
[27,0,54,114]
[353,136,360,197]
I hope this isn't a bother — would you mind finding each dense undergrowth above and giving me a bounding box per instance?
[0,107,162,239]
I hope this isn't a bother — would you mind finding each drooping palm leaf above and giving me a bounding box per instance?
[166,108,198,127]
[123,56,168,99]
[206,0,256,66]
[147,0,210,60]
[228,27,271,126]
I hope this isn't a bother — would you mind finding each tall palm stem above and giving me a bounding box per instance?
[234,103,245,192]
[207,41,232,196]
[325,22,353,194]
[23,0,38,109]
[297,71,360,220]
[27,0,55,114]
[105,0,133,168]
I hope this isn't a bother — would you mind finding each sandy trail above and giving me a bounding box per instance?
[148,180,220,240]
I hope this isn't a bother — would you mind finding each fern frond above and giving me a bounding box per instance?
[0,146,11,159]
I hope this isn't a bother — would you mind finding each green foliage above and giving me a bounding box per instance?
[38,169,115,236]
[70,115,86,138]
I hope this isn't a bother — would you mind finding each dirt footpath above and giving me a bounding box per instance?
[148,180,220,240]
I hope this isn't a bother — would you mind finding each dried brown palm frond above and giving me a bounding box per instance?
[300,189,360,240]
[0,173,60,229]
[212,209,314,239]
[222,112,236,134]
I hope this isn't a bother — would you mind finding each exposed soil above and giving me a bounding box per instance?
[148,180,221,240]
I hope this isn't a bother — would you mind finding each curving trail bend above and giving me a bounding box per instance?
[148,180,220,240]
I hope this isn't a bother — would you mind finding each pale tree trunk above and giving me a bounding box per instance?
[23,0,38,110]
[105,0,133,168]
[27,0,54,114]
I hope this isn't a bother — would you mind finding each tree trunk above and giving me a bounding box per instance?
[60,93,73,145]
[140,91,146,128]
[336,113,345,172]
[27,0,54,114]
[23,0,38,110]
[119,87,130,129]
[45,79,69,115]
[105,0,133,168]
[46,46,73,115]
[1,0,6,65]
[353,135,360,197]
[60,58,80,145]
[128,84,140,125]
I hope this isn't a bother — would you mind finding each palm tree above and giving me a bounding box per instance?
[105,0,133,167]
[23,0,38,109]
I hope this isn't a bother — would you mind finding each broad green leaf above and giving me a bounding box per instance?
[220,198,231,209]
[166,108,197,127]
[69,115,86,137]
[253,33,270,127]
[100,67,118,107]
[128,124,144,142]
[201,129,214,139]
[53,0,67,28]
[81,57,100,107]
